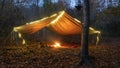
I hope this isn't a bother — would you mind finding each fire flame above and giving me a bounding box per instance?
[53,42,61,48]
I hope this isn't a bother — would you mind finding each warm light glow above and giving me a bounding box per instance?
[13,27,18,32]
[50,13,57,17]
[40,17,48,21]
[89,27,95,31]
[14,31,26,45]
[89,27,101,34]
[96,31,101,34]
[26,23,29,25]
[29,17,48,24]
[52,42,61,48]
[50,11,65,24]
[13,27,23,32]
[74,18,81,23]
[18,33,22,38]
[89,27,101,45]
[22,39,26,45]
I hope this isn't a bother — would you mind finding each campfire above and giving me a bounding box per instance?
[48,41,78,48]
[52,42,61,48]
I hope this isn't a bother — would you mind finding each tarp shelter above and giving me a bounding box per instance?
[13,11,100,45]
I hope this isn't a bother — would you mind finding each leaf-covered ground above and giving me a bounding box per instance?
[0,37,120,68]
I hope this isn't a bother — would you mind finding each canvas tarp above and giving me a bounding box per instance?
[13,11,100,35]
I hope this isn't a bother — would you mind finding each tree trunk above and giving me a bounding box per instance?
[119,0,120,6]
[77,0,93,68]
[0,0,5,16]
[81,0,90,61]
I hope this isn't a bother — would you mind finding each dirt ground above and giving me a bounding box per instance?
[0,37,120,68]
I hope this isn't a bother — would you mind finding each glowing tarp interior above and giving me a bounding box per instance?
[13,14,58,34]
[13,11,100,35]
[48,11,82,35]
